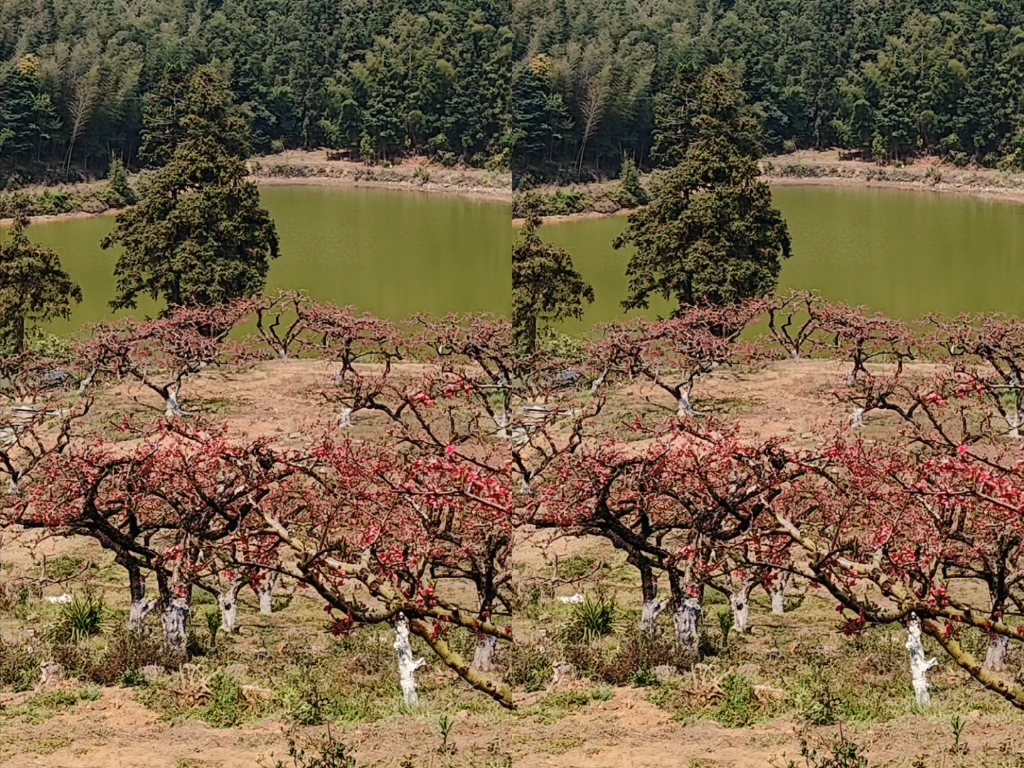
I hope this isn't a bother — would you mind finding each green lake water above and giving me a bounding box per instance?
[541,185,1024,330]
[8,186,512,334]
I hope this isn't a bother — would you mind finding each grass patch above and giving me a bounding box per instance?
[2,687,102,724]
[527,687,614,724]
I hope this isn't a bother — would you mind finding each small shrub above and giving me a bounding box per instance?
[200,671,251,727]
[268,732,357,768]
[502,641,553,692]
[0,638,40,691]
[712,672,760,727]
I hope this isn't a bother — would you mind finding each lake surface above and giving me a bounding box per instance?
[10,186,512,333]
[541,185,1024,330]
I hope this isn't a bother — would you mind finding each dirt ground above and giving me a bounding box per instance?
[2,358,1022,768]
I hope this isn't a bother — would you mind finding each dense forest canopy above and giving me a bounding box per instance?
[0,0,511,185]
[513,0,1024,183]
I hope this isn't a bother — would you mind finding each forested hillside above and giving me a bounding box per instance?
[513,0,1024,183]
[0,0,510,185]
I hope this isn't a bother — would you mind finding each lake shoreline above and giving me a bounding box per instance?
[1,151,511,226]
[513,149,1024,225]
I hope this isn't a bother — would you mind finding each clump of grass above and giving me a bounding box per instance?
[563,595,620,644]
[3,687,102,724]
[51,594,106,643]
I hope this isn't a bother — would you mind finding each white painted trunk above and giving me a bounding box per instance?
[338,408,353,429]
[257,572,278,616]
[640,598,668,634]
[472,634,497,672]
[677,391,698,419]
[218,584,243,634]
[673,597,702,657]
[128,598,156,633]
[770,572,791,616]
[161,597,191,654]
[984,634,1009,672]
[851,407,865,428]
[905,614,937,706]
[494,410,509,439]
[393,613,425,707]
[164,391,187,419]
[1007,412,1021,439]
[730,591,751,634]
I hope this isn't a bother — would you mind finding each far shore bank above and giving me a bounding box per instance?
[513,149,1024,225]
[0,151,511,226]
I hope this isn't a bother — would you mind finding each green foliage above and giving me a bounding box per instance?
[717,610,734,648]
[269,733,357,768]
[102,157,136,207]
[712,672,760,727]
[0,1,509,181]
[512,213,593,352]
[0,214,82,354]
[199,671,252,727]
[2,687,102,724]
[614,67,790,313]
[514,0,1024,176]
[205,610,221,647]
[527,687,614,723]
[102,66,280,310]
[613,157,647,206]
[0,638,40,691]
[563,595,619,644]
[44,556,84,580]
[501,641,553,692]
[51,594,107,644]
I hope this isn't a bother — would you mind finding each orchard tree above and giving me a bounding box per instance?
[513,213,593,353]
[615,67,790,313]
[77,304,248,417]
[263,437,515,707]
[102,66,279,310]
[0,214,82,354]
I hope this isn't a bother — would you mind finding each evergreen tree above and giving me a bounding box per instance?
[0,214,82,354]
[616,68,791,312]
[102,66,280,310]
[512,213,594,353]
[102,156,136,207]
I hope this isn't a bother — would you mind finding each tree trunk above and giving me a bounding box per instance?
[257,571,279,616]
[338,408,353,429]
[218,580,244,634]
[984,634,1009,672]
[770,572,791,616]
[638,564,666,635]
[161,596,191,654]
[126,564,155,633]
[677,390,699,418]
[851,407,865,428]
[472,634,497,672]
[730,581,755,634]
[1007,411,1021,439]
[164,389,187,419]
[905,613,937,706]
[394,613,425,707]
